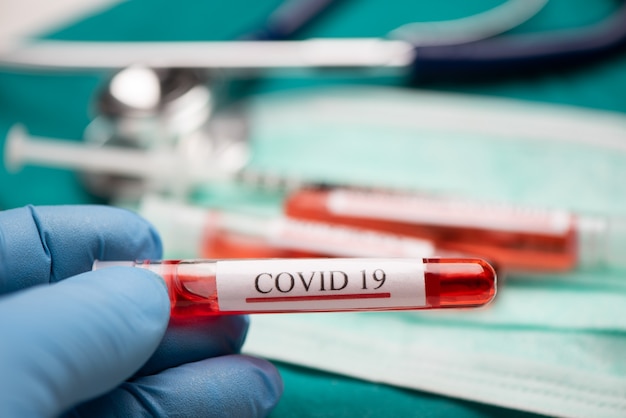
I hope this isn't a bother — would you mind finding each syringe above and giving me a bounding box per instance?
[139,195,438,259]
[4,124,247,186]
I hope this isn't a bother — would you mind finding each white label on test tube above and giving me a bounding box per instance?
[327,189,573,235]
[215,258,425,312]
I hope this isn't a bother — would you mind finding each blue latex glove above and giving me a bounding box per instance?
[0,205,283,418]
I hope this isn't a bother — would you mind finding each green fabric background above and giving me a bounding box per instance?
[1,1,625,416]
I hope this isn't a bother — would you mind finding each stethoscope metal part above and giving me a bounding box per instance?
[6,67,251,199]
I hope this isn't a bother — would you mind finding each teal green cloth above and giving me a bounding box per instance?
[273,362,539,418]
[2,1,626,417]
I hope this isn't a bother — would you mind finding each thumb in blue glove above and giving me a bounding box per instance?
[0,205,283,418]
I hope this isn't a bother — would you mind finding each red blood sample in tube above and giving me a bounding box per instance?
[202,231,301,259]
[284,188,579,273]
[201,215,438,260]
[142,195,440,260]
[94,258,496,317]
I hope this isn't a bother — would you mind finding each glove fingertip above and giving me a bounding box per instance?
[75,354,283,418]
[90,267,171,325]
[242,355,284,414]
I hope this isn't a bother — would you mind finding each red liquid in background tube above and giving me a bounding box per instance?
[201,212,438,259]
[201,226,328,259]
[284,188,578,273]
[131,258,496,317]
[202,231,301,259]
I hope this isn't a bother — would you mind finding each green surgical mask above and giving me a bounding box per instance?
[244,275,626,418]
[234,87,626,418]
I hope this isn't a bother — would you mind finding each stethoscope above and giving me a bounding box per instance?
[2,0,626,78]
[3,0,626,199]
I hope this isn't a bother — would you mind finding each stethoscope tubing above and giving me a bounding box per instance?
[411,2,626,80]
[1,0,625,81]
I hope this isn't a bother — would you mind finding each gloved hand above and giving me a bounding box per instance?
[0,205,283,418]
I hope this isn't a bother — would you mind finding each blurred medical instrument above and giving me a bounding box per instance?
[139,195,439,259]
[3,0,626,79]
[5,123,247,197]
[284,186,626,273]
[6,0,626,198]
[93,257,497,316]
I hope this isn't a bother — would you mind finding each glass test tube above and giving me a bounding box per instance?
[204,211,439,259]
[284,187,625,273]
[94,258,496,317]
[140,196,438,259]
